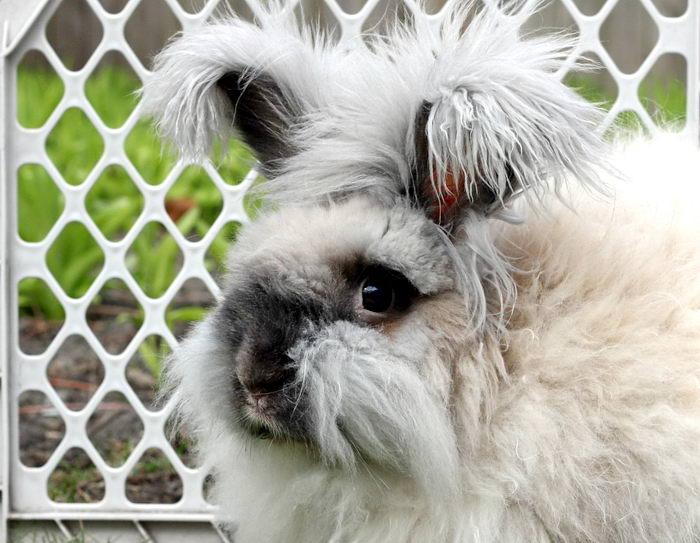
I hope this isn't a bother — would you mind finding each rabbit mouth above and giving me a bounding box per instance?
[240,404,295,441]
[232,378,310,442]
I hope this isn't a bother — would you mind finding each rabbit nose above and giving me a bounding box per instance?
[238,354,296,396]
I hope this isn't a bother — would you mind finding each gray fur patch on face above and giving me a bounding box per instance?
[366,204,454,295]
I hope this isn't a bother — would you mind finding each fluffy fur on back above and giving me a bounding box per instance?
[143,3,700,542]
[168,134,700,543]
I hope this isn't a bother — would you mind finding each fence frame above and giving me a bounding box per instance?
[1,0,699,540]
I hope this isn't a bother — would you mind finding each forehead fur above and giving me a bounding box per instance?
[227,197,455,295]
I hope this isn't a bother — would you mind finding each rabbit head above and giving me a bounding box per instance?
[143,1,606,496]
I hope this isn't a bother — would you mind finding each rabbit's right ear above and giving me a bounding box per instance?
[141,12,322,176]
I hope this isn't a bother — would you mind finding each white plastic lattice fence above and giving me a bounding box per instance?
[0,0,698,541]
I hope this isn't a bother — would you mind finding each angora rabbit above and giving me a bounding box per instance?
[142,2,700,541]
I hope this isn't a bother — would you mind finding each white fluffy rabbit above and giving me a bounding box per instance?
[142,2,700,541]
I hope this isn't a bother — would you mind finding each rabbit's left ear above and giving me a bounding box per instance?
[410,79,605,228]
[410,99,513,227]
[404,6,608,229]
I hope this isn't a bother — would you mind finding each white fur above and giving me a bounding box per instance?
[167,132,700,543]
[147,4,700,542]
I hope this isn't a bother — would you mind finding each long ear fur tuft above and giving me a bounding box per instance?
[410,1,608,220]
[140,6,329,171]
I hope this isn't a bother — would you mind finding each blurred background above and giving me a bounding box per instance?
[13,0,688,522]
[45,0,689,100]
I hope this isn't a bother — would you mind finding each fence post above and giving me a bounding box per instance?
[1,17,10,543]
[1,4,53,539]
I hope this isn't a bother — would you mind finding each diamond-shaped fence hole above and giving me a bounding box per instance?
[336,0,366,15]
[127,335,171,411]
[87,391,144,467]
[126,448,183,504]
[422,0,450,15]
[19,390,66,468]
[46,0,103,72]
[214,0,256,21]
[17,50,64,128]
[294,0,341,43]
[18,277,65,356]
[571,0,606,16]
[98,0,130,13]
[87,279,143,355]
[177,0,209,14]
[46,108,104,186]
[125,119,177,185]
[205,221,242,285]
[86,50,141,129]
[432,0,481,25]
[47,222,105,299]
[212,139,256,186]
[48,447,105,503]
[166,166,223,242]
[362,0,415,37]
[522,0,580,40]
[48,335,104,411]
[564,52,618,111]
[601,0,659,74]
[18,164,64,243]
[167,278,216,341]
[650,0,687,17]
[127,222,184,298]
[203,471,216,504]
[165,412,199,468]
[125,0,182,70]
[639,53,687,127]
[86,165,144,241]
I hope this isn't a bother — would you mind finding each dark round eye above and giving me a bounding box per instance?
[362,276,394,313]
[360,266,417,314]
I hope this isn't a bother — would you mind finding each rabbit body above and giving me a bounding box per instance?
[143,4,700,541]
[169,134,700,542]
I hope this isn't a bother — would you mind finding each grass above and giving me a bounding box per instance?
[566,74,687,130]
[16,64,686,375]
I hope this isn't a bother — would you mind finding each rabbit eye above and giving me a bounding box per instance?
[362,277,394,313]
[360,266,417,314]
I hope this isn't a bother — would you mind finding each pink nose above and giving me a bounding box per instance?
[247,392,272,412]
[237,355,295,397]
[239,371,289,396]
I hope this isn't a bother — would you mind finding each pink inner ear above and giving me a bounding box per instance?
[422,169,465,225]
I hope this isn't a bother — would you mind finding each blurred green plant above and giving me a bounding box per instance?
[16,60,64,129]
[566,74,687,128]
[85,64,140,128]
